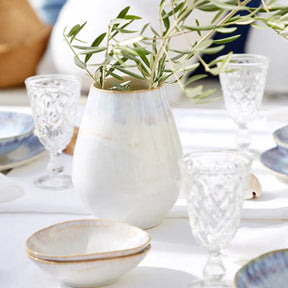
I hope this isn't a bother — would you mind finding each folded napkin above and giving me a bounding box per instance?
[0,152,87,214]
[0,172,24,202]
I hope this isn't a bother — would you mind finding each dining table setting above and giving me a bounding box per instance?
[0,93,287,288]
[2,0,288,284]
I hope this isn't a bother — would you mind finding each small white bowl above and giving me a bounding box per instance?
[25,219,151,261]
[27,244,151,288]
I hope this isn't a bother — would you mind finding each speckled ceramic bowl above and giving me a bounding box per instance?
[27,244,151,288]
[0,111,34,155]
[273,125,288,155]
[234,249,288,288]
[25,219,151,261]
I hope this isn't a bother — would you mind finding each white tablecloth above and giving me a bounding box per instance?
[1,107,288,288]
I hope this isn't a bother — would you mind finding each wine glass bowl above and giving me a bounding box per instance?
[182,151,251,287]
[25,74,81,190]
[218,54,269,157]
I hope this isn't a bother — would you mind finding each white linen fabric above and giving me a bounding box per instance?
[2,108,288,221]
[0,172,24,202]
[1,107,288,288]
[0,152,86,214]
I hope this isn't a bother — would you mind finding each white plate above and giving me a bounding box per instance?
[0,133,45,171]
[260,146,288,181]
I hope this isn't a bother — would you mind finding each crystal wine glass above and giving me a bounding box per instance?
[25,74,81,190]
[218,54,269,158]
[182,151,251,288]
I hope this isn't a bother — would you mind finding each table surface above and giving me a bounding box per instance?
[1,105,288,288]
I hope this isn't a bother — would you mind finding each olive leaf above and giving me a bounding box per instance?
[64,0,288,100]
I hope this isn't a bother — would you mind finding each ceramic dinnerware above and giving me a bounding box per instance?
[26,244,151,288]
[0,111,34,155]
[273,125,288,155]
[234,249,288,288]
[26,219,151,261]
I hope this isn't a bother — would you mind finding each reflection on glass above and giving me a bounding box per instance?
[25,74,81,190]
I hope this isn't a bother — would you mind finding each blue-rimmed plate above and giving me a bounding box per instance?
[260,147,288,181]
[273,125,288,155]
[0,133,45,171]
[234,249,288,288]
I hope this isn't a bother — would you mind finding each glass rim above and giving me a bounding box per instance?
[182,150,251,174]
[25,74,81,88]
[217,53,269,66]
[217,53,270,67]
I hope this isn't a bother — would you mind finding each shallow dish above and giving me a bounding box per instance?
[0,133,45,171]
[27,244,151,288]
[0,111,34,155]
[260,147,288,182]
[26,219,151,261]
[234,249,288,288]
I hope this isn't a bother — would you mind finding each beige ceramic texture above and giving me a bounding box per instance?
[27,244,151,288]
[25,219,151,261]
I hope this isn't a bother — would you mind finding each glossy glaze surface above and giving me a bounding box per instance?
[26,219,151,261]
[0,133,45,171]
[273,125,288,155]
[0,111,34,155]
[27,244,151,288]
[234,249,288,288]
[260,147,288,181]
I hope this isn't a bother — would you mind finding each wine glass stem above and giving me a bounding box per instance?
[203,251,226,286]
[236,124,251,152]
[47,151,64,176]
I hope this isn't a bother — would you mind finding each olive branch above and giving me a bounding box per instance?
[64,0,288,102]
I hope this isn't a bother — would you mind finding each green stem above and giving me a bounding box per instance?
[261,0,270,14]
[63,31,95,82]
[160,0,254,87]
[193,0,253,52]
[149,2,193,88]
[170,0,177,21]
[101,25,112,89]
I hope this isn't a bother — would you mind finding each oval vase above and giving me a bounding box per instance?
[72,83,182,229]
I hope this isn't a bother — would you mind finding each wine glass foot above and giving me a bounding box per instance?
[34,174,72,190]
[188,279,232,288]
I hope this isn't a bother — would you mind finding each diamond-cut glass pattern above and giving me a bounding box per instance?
[28,78,79,152]
[219,55,268,126]
[183,152,251,252]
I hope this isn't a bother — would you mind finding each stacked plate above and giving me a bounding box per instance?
[0,111,44,171]
[260,125,288,182]
[25,219,151,288]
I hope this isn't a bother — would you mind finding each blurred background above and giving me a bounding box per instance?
[1,0,288,109]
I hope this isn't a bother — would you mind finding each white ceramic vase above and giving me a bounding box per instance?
[72,80,182,229]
